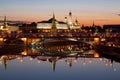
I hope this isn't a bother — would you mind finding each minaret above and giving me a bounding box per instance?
[51,13,57,33]
[4,16,8,28]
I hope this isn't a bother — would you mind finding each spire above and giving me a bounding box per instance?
[53,13,55,20]
[94,22,98,34]
[92,21,95,27]
[51,13,57,32]
[4,16,8,28]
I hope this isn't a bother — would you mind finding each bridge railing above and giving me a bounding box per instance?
[0,32,120,38]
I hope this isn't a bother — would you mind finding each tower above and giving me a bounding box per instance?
[75,18,78,25]
[4,16,8,28]
[68,11,73,29]
[51,13,57,33]
[64,17,68,23]
[92,21,95,27]
[74,18,80,29]
[93,21,99,34]
[75,18,80,26]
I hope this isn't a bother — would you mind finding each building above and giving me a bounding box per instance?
[37,14,69,32]
[65,11,80,30]
[103,25,120,33]
[73,18,80,29]
[19,22,37,33]
[0,16,19,33]
[37,12,81,32]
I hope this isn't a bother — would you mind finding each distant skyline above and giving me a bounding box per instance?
[0,0,120,26]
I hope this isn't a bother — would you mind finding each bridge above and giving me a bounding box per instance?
[0,32,119,45]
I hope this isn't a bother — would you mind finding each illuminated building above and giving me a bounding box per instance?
[37,14,69,32]
[4,16,8,28]
[68,11,73,29]
[73,18,80,29]
[37,12,81,32]
[65,12,80,30]
[0,16,19,33]
[0,16,9,32]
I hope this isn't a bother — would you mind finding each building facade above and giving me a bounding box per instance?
[37,14,69,32]
[0,16,19,34]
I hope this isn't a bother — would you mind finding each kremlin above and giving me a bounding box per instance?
[0,0,120,80]
[0,12,120,35]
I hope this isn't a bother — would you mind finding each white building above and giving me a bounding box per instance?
[0,16,19,33]
[37,14,69,30]
[65,12,80,30]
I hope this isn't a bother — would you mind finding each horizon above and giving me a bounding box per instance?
[0,0,120,26]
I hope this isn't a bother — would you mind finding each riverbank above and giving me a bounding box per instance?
[94,45,120,62]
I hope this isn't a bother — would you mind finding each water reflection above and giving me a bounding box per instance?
[0,38,120,80]
[0,39,119,71]
[0,53,118,72]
